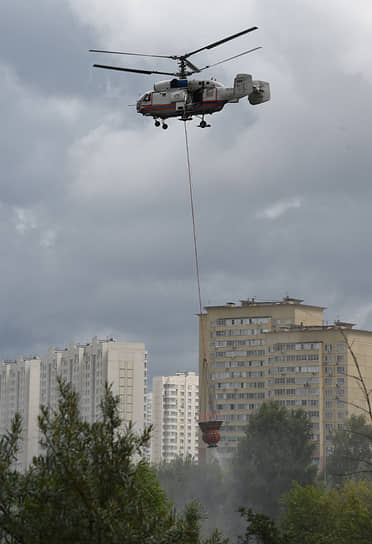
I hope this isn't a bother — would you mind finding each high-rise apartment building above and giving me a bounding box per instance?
[152,371,199,464]
[40,336,147,431]
[144,391,153,462]
[0,337,147,470]
[0,357,41,471]
[199,297,372,466]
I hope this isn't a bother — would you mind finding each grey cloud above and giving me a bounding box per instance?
[1,1,372,382]
[0,0,99,96]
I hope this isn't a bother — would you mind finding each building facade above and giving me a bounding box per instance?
[199,297,372,465]
[0,337,147,470]
[144,391,153,461]
[152,371,199,464]
[40,336,147,432]
[0,357,41,471]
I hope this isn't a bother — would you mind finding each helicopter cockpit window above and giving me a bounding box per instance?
[143,93,151,102]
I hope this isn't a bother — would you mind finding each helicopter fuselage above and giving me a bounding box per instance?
[137,78,227,119]
[136,74,270,123]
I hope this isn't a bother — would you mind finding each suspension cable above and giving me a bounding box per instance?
[183,121,207,365]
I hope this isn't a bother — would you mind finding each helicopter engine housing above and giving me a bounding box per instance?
[154,79,188,91]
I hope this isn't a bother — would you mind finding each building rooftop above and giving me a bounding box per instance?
[204,296,326,311]
[273,322,372,335]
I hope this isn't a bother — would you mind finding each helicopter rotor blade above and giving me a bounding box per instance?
[184,26,258,59]
[184,59,201,73]
[89,49,173,59]
[93,64,177,76]
[197,46,262,72]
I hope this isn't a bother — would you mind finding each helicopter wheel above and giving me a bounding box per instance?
[162,123,168,130]
[154,120,161,127]
[200,120,207,128]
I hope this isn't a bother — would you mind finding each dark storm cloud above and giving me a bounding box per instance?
[1,0,372,380]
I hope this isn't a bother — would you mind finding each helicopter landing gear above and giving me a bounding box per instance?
[154,120,161,127]
[198,118,210,128]
[162,122,168,130]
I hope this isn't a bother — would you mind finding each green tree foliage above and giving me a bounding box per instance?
[232,402,316,517]
[0,380,206,544]
[237,508,290,544]
[281,480,372,544]
[326,414,372,485]
[202,529,230,544]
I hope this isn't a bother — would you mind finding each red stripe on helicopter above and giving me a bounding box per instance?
[139,104,176,114]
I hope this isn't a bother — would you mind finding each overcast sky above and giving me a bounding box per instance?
[1,0,372,381]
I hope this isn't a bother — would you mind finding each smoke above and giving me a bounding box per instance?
[155,403,317,539]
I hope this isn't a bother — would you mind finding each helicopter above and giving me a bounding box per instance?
[90,26,270,129]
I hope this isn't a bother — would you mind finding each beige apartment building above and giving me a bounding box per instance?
[0,337,147,470]
[40,336,147,431]
[199,297,372,466]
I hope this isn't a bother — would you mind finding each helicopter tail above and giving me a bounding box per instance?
[233,73,253,99]
[248,80,271,105]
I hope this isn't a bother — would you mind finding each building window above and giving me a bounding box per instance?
[337,344,345,351]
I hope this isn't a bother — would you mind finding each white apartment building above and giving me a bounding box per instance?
[40,337,147,432]
[144,391,153,461]
[152,371,199,464]
[145,391,153,428]
[0,357,41,471]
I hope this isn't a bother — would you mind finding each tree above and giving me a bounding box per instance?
[280,480,372,544]
[327,414,372,484]
[231,402,316,517]
[0,380,206,544]
[237,508,291,544]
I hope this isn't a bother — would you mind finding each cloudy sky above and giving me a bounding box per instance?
[1,0,372,381]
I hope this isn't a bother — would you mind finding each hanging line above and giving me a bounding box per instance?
[183,121,207,365]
